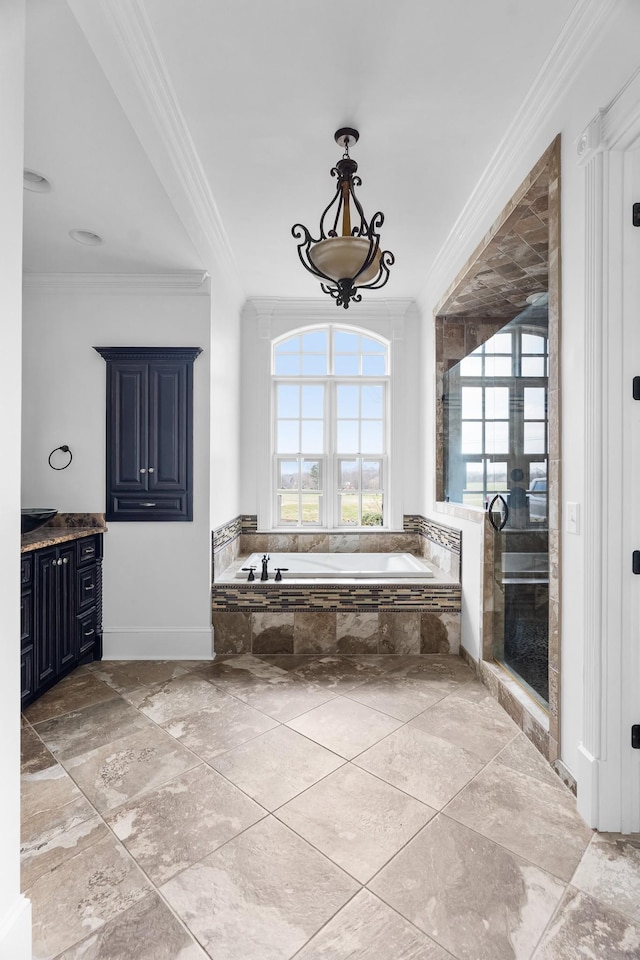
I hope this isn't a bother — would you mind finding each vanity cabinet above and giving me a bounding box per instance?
[21,533,103,710]
[95,346,202,522]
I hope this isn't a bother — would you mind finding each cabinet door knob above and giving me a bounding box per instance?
[140,468,147,474]
[62,557,69,564]
[148,467,154,473]
[57,558,63,566]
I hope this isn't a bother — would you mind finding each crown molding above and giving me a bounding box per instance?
[23,271,210,294]
[66,0,244,310]
[245,297,415,324]
[417,0,617,313]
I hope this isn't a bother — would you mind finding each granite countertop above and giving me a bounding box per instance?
[21,513,107,553]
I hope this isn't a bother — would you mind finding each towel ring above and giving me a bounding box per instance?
[48,445,73,470]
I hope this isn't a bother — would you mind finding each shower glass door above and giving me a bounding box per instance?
[443,296,549,706]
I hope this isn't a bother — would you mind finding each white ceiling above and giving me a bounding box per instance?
[22,0,578,299]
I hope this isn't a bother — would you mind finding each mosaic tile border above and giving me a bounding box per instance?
[211,582,461,613]
[241,514,258,533]
[403,514,461,554]
[212,516,242,551]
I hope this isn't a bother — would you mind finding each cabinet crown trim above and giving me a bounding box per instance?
[94,346,202,362]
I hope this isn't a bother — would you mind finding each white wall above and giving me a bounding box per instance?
[0,1,32,955]
[239,298,420,529]
[22,284,212,660]
[210,281,242,529]
[417,1,640,778]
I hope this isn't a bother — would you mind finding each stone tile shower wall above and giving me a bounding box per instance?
[211,515,462,657]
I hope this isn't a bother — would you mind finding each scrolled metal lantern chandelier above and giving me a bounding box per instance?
[292,127,394,308]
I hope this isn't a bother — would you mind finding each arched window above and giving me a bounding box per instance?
[271,325,390,528]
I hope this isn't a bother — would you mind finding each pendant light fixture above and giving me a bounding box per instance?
[292,128,394,308]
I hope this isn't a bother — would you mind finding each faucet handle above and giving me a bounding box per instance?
[274,567,289,582]
[241,565,257,582]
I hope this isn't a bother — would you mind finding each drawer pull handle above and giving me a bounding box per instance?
[83,629,95,637]
[85,584,95,591]
[84,547,95,554]
[140,502,156,507]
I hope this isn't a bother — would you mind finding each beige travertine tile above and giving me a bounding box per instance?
[211,610,252,654]
[64,723,201,814]
[21,756,90,823]
[164,692,279,762]
[24,671,118,724]
[370,815,565,960]
[335,612,379,654]
[99,660,190,687]
[210,725,344,810]
[290,655,387,692]
[55,892,208,959]
[107,764,264,885]
[201,653,289,687]
[222,675,336,722]
[444,760,593,881]
[277,764,435,881]
[160,816,359,960]
[34,697,154,763]
[27,831,152,959]
[295,889,452,960]
[22,812,108,890]
[378,612,420,654]
[410,685,518,761]
[293,612,337,654]
[21,721,55,774]
[533,886,640,959]
[355,724,483,809]
[345,675,450,722]
[496,732,562,788]
[252,611,295,654]
[287,697,403,760]
[136,673,227,725]
[571,833,640,924]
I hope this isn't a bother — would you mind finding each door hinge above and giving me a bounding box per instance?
[632,725,640,749]
[633,203,640,227]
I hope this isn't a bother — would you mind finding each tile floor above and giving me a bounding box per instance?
[21,653,640,960]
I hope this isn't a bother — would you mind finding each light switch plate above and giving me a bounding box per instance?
[566,501,580,534]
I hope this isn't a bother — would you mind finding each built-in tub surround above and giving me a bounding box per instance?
[236,553,434,580]
[212,519,461,657]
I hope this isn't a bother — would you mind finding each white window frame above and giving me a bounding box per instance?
[270,325,390,530]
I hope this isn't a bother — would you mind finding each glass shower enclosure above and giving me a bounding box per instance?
[443,295,549,706]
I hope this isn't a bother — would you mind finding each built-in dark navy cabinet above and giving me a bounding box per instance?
[21,533,103,710]
[95,347,202,522]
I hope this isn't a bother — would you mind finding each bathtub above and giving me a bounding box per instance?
[236,552,434,580]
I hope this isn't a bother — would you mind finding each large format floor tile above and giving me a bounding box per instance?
[27,831,152,959]
[21,653,639,960]
[160,816,359,960]
[370,814,566,960]
[295,888,451,959]
[532,886,640,959]
[107,763,265,884]
[355,724,484,808]
[444,759,593,881]
[286,696,403,759]
[277,763,435,881]
[210,724,344,810]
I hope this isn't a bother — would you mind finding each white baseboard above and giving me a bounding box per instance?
[576,741,599,828]
[103,626,214,660]
[0,895,31,960]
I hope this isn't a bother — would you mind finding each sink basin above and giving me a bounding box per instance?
[21,509,57,535]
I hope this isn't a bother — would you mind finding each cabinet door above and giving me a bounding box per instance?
[148,361,189,493]
[21,587,34,705]
[35,549,57,689]
[108,362,149,494]
[57,544,76,672]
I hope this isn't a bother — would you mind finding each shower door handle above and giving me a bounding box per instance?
[488,494,509,531]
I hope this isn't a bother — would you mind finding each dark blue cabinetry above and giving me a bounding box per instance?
[95,346,201,521]
[21,534,103,710]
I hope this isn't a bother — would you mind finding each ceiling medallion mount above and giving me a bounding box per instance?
[292,127,394,308]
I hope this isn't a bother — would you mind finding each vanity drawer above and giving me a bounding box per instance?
[77,535,102,566]
[77,608,99,659]
[77,564,99,611]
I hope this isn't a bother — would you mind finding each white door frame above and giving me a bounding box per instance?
[577,66,640,831]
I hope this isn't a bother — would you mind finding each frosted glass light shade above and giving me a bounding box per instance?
[309,237,381,284]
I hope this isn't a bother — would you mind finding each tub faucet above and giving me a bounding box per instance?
[260,554,270,581]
